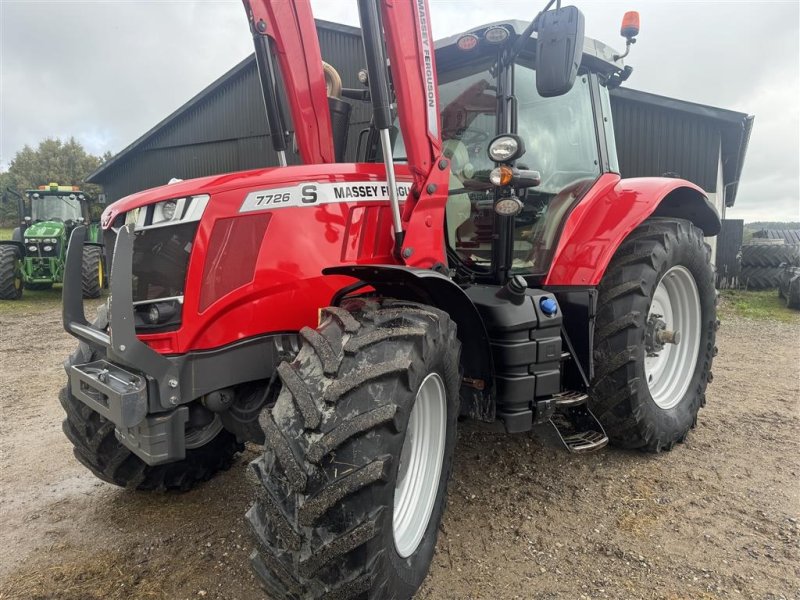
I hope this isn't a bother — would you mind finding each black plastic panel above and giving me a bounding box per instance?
[466,284,563,432]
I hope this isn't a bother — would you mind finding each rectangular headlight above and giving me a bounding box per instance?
[130,195,210,230]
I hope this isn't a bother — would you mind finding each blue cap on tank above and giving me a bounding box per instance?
[540,297,558,317]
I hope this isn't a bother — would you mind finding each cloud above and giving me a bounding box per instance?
[1,0,797,221]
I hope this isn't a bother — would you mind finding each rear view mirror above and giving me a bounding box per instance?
[535,5,585,97]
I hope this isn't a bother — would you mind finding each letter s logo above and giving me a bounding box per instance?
[301,185,318,204]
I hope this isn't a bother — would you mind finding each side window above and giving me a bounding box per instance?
[599,82,620,173]
[511,66,600,273]
[437,61,498,270]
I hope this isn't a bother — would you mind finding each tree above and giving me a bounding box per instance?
[1,138,110,227]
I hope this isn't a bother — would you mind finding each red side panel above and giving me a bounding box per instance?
[198,213,271,311]
[242,0,334,164]
[124,163,412,354]
[545,175,710,286]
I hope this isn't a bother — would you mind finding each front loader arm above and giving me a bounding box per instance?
[242,0,335,165]
[379,0,451,267]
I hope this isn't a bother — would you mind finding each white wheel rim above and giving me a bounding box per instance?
[645,266,702,410]
[393,372,447,558]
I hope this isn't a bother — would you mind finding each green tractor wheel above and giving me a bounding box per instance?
[81,246,103,299]
[0,245,23,300]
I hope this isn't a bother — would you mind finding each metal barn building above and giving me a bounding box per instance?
[88,19,753,238]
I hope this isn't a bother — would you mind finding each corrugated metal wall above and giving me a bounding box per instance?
[609,93,720,191]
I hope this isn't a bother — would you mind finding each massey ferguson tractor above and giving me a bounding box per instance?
[60,1,719,598]
[0,184,104,299]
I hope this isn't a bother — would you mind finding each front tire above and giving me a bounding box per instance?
[0,245,23,300]
[60,309,243,491]
[247,298,461,599]
[591,218,717,452]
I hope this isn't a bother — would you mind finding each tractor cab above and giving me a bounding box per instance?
[23,184,94,251]
[391,20,629,281]
[25,184,91,229]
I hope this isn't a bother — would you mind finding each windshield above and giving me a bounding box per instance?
[31,195,82,222]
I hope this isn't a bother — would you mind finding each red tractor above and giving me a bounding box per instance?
[61,1,718,598]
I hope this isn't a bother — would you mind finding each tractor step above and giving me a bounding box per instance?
[548,405,608,454]
[552,390,589,407]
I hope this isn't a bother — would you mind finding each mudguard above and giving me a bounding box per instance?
[324,264,496,422]
[545,175,721,286]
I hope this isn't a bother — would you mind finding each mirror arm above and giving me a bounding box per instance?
[502,0,558,67]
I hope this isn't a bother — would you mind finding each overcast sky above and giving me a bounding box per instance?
[1,0,797,221]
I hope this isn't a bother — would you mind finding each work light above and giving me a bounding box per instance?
[487,135,525,163]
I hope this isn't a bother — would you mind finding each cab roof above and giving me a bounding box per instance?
[435,19,625,75]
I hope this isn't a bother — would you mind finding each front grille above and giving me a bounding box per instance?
[132,222,199,303]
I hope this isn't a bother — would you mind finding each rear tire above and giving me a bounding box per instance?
[81,245,103,299]
[61,309,243,491]
[0,245,23,300]
[591,218,717,452]
[247,298,461,599]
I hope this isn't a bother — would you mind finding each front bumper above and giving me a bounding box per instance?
[63,225,297,465]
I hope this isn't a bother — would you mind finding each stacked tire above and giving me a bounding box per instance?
[740,243,800,289]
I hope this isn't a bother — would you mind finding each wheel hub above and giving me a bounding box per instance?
[645,314,681,356]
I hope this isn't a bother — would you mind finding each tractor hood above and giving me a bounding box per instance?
[25,220,66,239]
[100,163,411,229]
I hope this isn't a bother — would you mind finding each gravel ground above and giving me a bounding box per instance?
[0,293,798,600]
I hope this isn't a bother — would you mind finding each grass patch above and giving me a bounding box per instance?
[0,286,105,318]
[0,286,63,316]
[0,227,12,240]
[718,289,799,323]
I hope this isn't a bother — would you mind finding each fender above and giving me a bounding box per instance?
[324,265,495,422]
[545,175,721,286]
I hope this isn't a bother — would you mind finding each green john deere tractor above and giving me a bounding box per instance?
[0,183,104,300]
